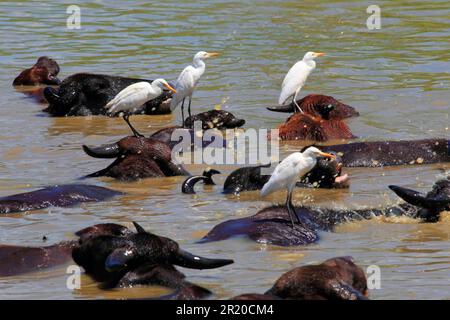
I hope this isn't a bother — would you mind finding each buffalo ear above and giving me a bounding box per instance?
[105,248,135,272]
[132,221,147,234]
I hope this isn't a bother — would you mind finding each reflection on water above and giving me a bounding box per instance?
[0,0,449,299]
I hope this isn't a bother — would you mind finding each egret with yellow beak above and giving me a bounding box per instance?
[279,52,325,113]
[105,79,176,137]
[261,146,335,228]
[170,51,220,127]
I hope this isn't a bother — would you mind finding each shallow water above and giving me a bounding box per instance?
[0,0,449,300]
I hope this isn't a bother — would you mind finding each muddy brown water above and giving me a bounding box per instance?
[0,0,449,299]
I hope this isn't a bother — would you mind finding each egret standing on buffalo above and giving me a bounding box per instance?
[105,79,176,137]
[170,51,220,127]
[279,52,325,113]
[261,146,335,228]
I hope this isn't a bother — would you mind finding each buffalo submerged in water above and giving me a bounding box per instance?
[0,222,233,300]
[267,94,358,142]
[0,184,121,214]
[232,256,368,300]
[321,139,450,167]
[82,136,190,181]
[182,138,450,195]
[267,94,359,119]
[13,56,61,86]
[182,153,349,195]
[0,116,244,214]
[0,229,368,300]
[200,177,450,246]
[43,73,173,116]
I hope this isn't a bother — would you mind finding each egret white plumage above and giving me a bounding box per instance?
[279,52,325,113]
[105,79,176,137]
[261,146,335,227]
[170,51,220,127]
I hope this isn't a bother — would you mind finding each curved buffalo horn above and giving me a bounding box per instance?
[202,169,221,184]
[389,185,450,209]
[267,104,294,113]
[82,143,121,158]
[182,169,221,194]
[181,176,214,194]
[182,176,208,194]
[171,249,233,270]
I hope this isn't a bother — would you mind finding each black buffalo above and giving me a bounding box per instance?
[200,177,450,246]
[43,73,173,116]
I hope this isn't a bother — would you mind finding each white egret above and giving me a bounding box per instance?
[170,51,220,127]
[278,52,325,113]
[105,79,176,137]
[261,146,335,227]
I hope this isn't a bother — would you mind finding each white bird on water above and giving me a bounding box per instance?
[105,79,176,137]
[261,146,335,228]
[170,51,220,127]
[278,51,325,113]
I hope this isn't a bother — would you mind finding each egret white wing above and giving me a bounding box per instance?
[261,153,303,197]
[278,61,311,105]
[106,82,152,107]
[170,66,196,111]
[106,82,153,114]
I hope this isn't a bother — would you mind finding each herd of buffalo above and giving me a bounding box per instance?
[2,56,450,300]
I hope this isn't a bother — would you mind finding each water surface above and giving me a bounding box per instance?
[0,0,449,299]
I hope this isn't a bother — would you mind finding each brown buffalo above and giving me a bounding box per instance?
[83,136,189,181]
[232,257,368,300]
[277,112,356,141]
[267,94,359,119]
[13,56,60,86]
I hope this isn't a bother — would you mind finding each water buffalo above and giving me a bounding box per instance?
[0,223,127,277]
[149,109,244,150]
[0,222,233,300]
[277,112,356,141]
[222,153,348,194]
[200,177,450,246]
[267,94,359,119]
[83,136,189,181]
[73,222,233,297]
[43,73,173,116]
[182,153,349,195]
[0,242,75,277]
[321,139,450,167]
[13,56,61,86]
[150,125,228,151]
[184,109,246,130]
[232,257,368,300]
[0,184,121,214]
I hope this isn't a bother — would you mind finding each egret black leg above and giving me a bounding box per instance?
[292,96,297,114]
[286,190,300,228]
[181,98,186,128]
[123,114,144,138]
[188,96,192,121]
[292,94,303,113]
